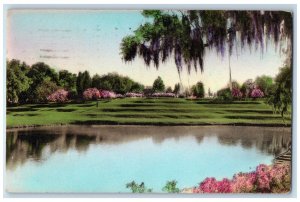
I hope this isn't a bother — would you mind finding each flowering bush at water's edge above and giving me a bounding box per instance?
[125,163,290,193]
[193,163,290,193]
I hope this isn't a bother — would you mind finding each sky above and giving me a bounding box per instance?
[6,9,286,93]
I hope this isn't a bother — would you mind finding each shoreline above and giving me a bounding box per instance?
[6,122,291,130]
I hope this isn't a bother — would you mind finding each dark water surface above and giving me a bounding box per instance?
[6,125,291,193]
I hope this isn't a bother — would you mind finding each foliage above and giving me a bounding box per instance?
[152,76,165,92]
[231,81,241,89]
[193,163,290,193]
[26,62,59,102]
[100,90,116,98]
[267,66,292,118]
[231,87,242,99]
[162,180,180,193]
[83,88,101,100]
[255,75,273,96]
[47,89,69,103]
[216,87,232,101]
[76,71,92,96]
[240,79,256,98]
[6,60,31,104]
[191,82,205,98]
[35,80,59,103]
[251,88,264,98]
[173,83,181,95]
[121,10,292,74]
[58,70,77,91]
[166,86,173,93]
[126,181,152,193]
[94,73,144,94]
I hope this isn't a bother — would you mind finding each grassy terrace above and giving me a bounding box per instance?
[6,98,291,128]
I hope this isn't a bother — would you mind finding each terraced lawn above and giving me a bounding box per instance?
[6,98,291,128]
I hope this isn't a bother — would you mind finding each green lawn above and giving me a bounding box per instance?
[6,98,291,128]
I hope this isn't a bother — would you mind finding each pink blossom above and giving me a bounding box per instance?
[47,89,69,103]
[193,163,290,194]
[250,88,264,98]
[125,92,144,97]
[100,90,116,98]
[151,92,176,97]
[231,88,242,98]
[83,88,101,100]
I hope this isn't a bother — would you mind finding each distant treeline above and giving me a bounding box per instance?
[6,59,146,104]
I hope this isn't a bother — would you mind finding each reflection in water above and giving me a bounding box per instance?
[6,125,291,170]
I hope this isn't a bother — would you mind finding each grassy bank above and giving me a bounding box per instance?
[6,98,291,128]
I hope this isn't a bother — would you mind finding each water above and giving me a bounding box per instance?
[6,125,291,193]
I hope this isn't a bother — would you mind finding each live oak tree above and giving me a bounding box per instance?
[121,10,292,74]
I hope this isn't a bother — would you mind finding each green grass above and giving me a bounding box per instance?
[6,98,291,128]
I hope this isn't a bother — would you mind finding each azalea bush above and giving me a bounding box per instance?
[193,163,290,193]
[47,89,69,103]
[251,88,264,98]
[125,92,144,97]
[231,88,242,99]
[83,88,101,100]
[151,92,176,97]
[100,90,116,98]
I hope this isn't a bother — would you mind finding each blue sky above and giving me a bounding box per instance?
[7,10,285,93]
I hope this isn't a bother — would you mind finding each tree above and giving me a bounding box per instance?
[162,180,180,193]
[126,181,152,193]
[58,70,77,91]
[26,62,59,102]
[152,76,165,92]
[173,83,181,95]
[76,70,92,96]
[240,79,255,98]
[191,81,205,98]
[267,66,291,119]
[91,74,101,89]
[166,86,173,93]
[35,80,59,103]
[121,10,292,75]
[255,75,273,96]
[6,60,31,104]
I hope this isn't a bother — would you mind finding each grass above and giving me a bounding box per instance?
[6,98,291,128]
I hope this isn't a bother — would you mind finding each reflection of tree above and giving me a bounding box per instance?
[6,126,291,169]
[75,135,96,152]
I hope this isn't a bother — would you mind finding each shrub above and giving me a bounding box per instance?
[151,92,176,97]
[162,180,180,193]
[125,92,143,97]
[100,90,116,98]
[83,88,101,100]
[231,87,242,99]
[193,163,290,193]
[126,181,152,193]
[47,89,69,103]
[250,88,264,98]
[216,87,232,101]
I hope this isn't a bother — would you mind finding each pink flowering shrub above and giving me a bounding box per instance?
[100,90,116,98]
[193,163,290,193]
[231,88,242,99]
[83,88,101,100]
[125,92,144,97]
[193,178,232,193]
[151,92,176,98]
[250,88,264,98]
[47,89,69,103]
